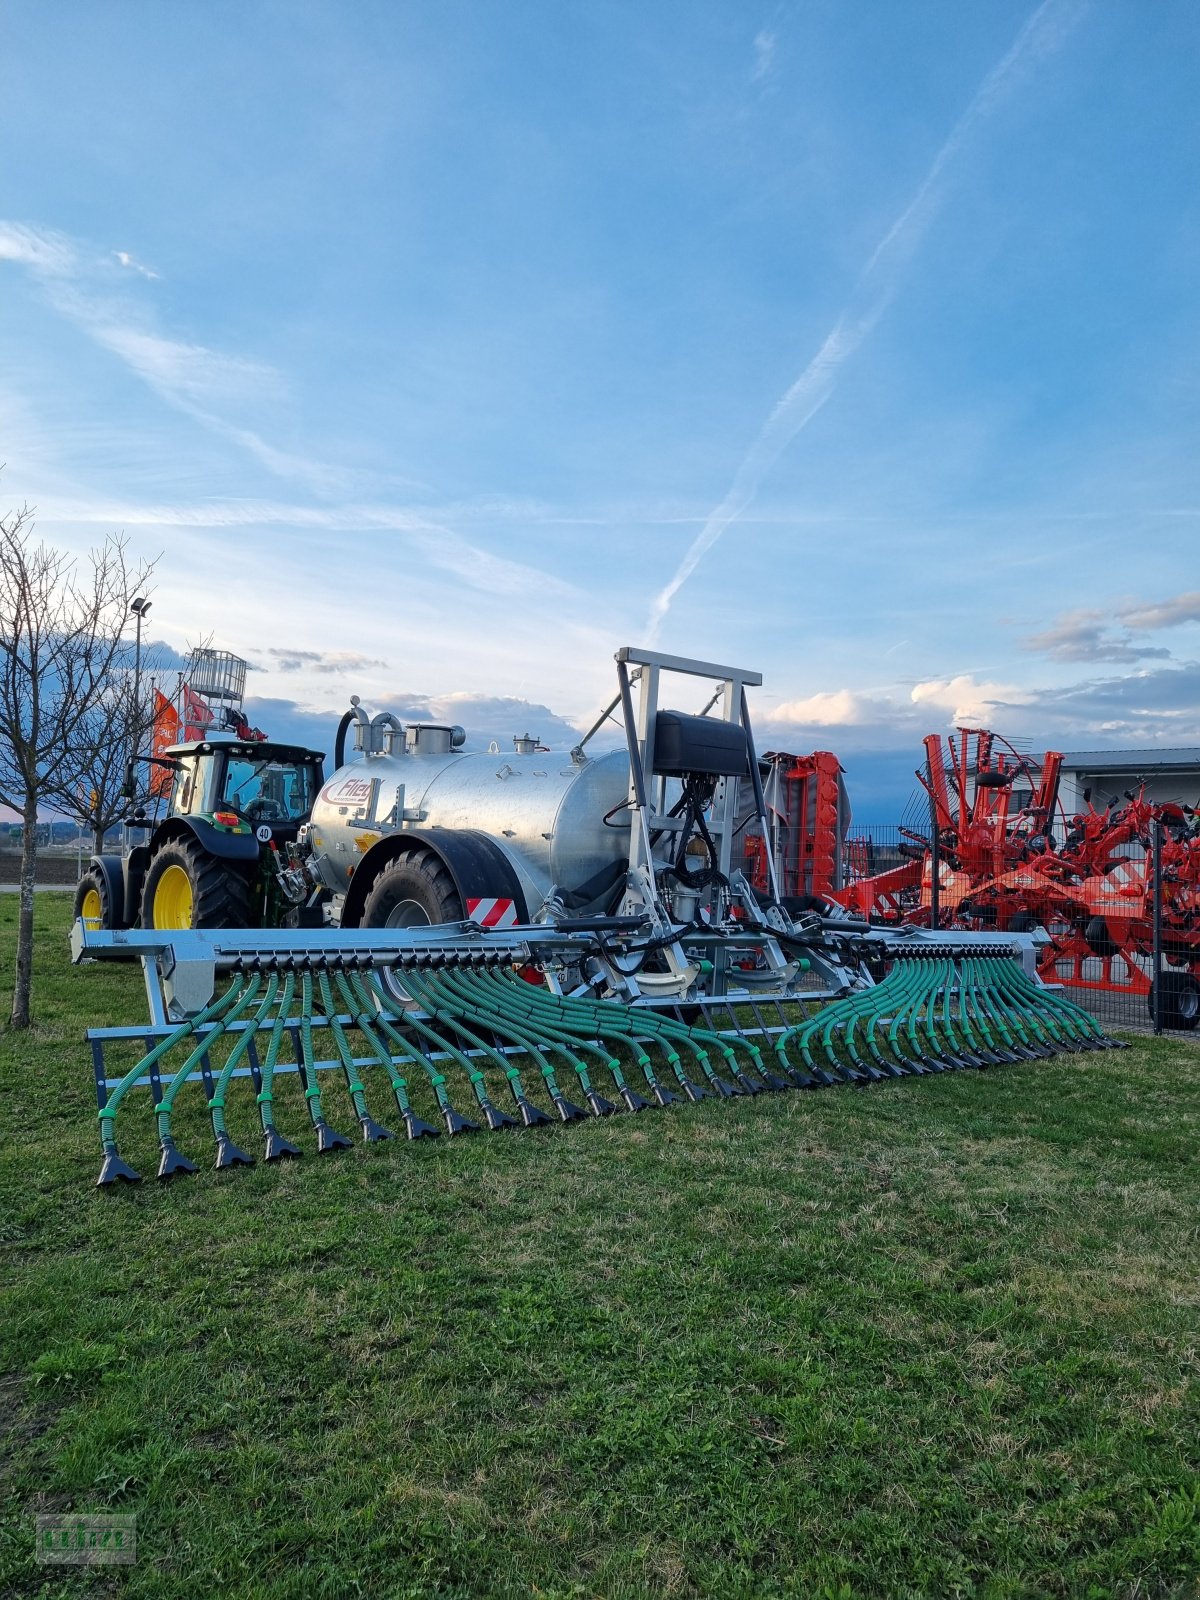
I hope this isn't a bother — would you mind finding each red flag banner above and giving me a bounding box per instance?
[181,685,212,742]
[150,691,180,797]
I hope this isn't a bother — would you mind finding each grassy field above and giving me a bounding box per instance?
[1,896,1197,1598]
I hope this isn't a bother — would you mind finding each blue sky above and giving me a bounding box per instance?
[2,0,1198,818]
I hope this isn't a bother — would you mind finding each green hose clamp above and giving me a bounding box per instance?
[255,1090,273,1105]
[207,1095,225,1111]
[347,1080,364,1096]
[304,1086,322,1101]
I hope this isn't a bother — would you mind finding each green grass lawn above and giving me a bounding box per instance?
[1,896,1197,1598]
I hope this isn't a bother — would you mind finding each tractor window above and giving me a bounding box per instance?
[173,759,198,815]
[222,757,317,824]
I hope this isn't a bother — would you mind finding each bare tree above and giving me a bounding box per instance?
[49,658,169,852]
[0,506,154,1027]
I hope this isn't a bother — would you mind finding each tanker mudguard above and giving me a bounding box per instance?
[342,827,530,929]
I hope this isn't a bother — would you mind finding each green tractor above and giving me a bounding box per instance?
[74,736,326,932]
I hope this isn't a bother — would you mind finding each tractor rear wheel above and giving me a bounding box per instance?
[1147,971,1200,1031]
[73,869,113,931]
[360,852,464,928]
[140,838,252,930]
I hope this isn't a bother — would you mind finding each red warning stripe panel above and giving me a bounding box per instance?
[465,897,518,929]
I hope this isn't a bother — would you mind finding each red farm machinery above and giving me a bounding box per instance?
[744,729,1200,1029]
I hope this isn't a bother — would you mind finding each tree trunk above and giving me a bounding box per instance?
[10,798,38,1028]
[93,822,106,854]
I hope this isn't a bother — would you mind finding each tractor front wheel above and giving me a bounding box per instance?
[73,869,113,931]
[360,852,464,928]
[140,838,252,930]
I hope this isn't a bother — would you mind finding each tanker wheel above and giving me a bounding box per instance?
[74,869,113,931]
[360,852,464,928]
[1147,972,1200,1031]
[140,838,252,930]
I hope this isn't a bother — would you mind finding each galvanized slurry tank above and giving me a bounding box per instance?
[307,728,632,917]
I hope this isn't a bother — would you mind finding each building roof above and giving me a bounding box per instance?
[1059,748,1200,772]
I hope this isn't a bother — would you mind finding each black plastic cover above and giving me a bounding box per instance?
[653,710,750,778]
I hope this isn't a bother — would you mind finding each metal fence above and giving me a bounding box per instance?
[845,821,1194,1038]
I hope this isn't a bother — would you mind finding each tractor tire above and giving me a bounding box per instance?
[74,869,113,931]
[1147,972,1200,1031]
[1007,911,1032,933]
[140,837,252,931]
[1084,915,1118,959]
[360,851,465,929]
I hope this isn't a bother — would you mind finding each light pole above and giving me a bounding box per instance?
[127,598,152,806]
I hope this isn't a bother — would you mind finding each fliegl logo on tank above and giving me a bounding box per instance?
[321,776,374,810]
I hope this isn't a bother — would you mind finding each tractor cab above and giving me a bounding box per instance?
[165,738,324,843]
[75,736,326,934]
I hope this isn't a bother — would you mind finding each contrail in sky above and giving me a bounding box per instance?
[646,0,1086,643]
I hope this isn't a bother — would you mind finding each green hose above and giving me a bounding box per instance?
[258,972,302,1160]
[335,970,440,1138]
[317,969,393,1142]
[208,973,280,1166]
[362,972,486,1133]
[460,970,712,1104]
[473,970,773,1100]
[438,969,670,1107]
[396,968,586,1123]
[299,970,352,1154]
[95,976,251,1184]
[153,976,264,1177]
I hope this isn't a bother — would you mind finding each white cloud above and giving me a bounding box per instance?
[39,493,584,605]
[910,673,1031,724]
[0,220,76,275]
[0,217,351,495]
[87,321,280,408]
[114,249,159,280]
[752,30,776,82]
[1118,591,1200,631]
[1022,607,1171,663]
[774,688,881,726]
